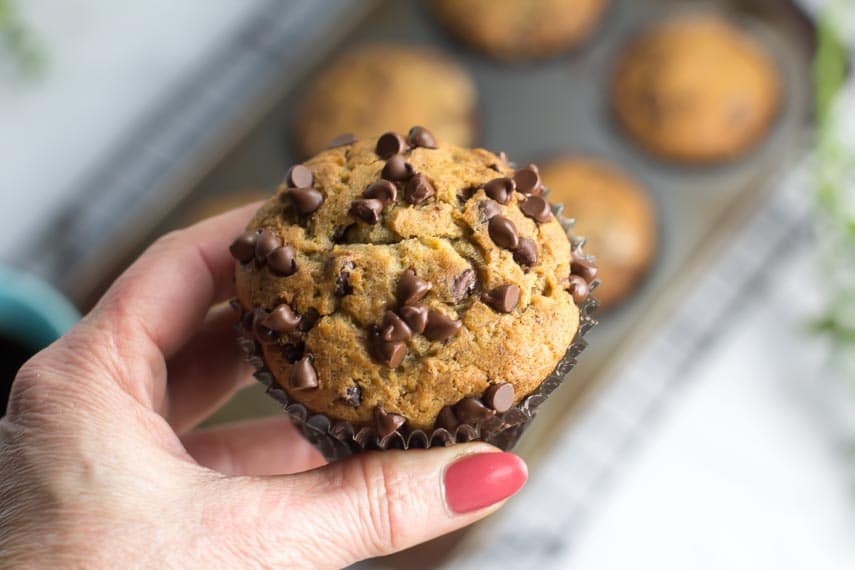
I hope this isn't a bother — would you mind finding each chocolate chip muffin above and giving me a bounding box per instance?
[433,0,608,61]
[612,15,780,163]
[293,44,477,158]
[230,127,596,446]
[541,157,656,309]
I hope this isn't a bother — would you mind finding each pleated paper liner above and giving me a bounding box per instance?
[233,203,598,462]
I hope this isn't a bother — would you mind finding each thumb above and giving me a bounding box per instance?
[216,443,527,569]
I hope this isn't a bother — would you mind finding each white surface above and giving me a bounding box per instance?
[0,0,265,263]
[566,249,855,570]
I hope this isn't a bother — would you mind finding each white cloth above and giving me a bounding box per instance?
[567,247,855,570]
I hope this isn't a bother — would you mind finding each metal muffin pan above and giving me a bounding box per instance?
[40,0,814,456]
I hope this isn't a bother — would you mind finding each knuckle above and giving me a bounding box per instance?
[198,479,316,568]
[7,358,52,420]
[6,349,79,424]
[7,329,124,424]
[151,228,186,252]
[4,338,133,466]
[347,457,411,556]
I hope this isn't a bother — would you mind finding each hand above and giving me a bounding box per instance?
[0,205,527,569]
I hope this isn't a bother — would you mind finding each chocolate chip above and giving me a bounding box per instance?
[478,199,502,222]
[488,216,519,250]
[255,229,282,262]
[454,397,495,423]
[404,174,435,205]
[380,310,412,342]
[332,224,355,244]
[288,187,324,215]
[397,269,431,305]
[338,384,362,407]
[567,274,589,304]
[513,237,538,267]
[370,330,407,368]
[240,309,256,335]
[482,284,520,313]
[335,260,355,297]
[398,304,428,334]
[451,269,476,301]
[520,195,552,223]
[229,230,257,263]
[378,340,407,368]
[281,341,305,363]
[298,307,320,332]
[363,180,398,205]
[436,405,459,431]
[457,186,478,203]
[407,126,437,149]
[424,310,462,342]
[376,132,408,158]
[484,177,515,205]
[252,309,278,344]
[286,164,313,188]
[289,356,318,390]
[262,304,301,333]
[267,245,298,276]
[513,165,542,195]
[327,132,356,149]
[381,155,414,181]
[484,383,515,413]
[349,198,384,224]
[489,163,502,173]
[374,406,406,438]
[571,254,598,283]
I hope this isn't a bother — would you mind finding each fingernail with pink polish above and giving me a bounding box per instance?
[444,452,527,514]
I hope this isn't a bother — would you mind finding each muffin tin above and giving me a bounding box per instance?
[25,0,815,563]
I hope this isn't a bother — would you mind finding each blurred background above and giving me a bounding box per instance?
[1,0,854,568]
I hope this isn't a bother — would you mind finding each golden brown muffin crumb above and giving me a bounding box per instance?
[232,132,582,430]
[612,15,780,162]
[433,0,608,60]
[293,44,477,158]
[542,157,656,309]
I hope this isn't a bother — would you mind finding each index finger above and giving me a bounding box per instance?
[83,201,260,407]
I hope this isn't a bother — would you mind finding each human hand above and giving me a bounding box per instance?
[0,205,527,569]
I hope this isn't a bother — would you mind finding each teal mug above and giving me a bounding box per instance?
[0,266,80,413]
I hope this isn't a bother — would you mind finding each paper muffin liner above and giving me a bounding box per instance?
[232,204,598,462]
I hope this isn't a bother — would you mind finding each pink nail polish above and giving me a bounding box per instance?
[444,452,527,514]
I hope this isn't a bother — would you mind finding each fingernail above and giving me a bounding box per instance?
[444,452,527,514]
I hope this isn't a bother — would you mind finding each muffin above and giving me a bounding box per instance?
[433,0,608,61]
[541,158,656,309]
[229,127,597,454]
[612,15,780,163]
[293,44,477,158]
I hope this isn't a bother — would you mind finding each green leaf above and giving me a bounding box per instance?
[0,0,45,76]
[812,0,855,368]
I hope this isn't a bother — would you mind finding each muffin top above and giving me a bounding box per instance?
[612,15,780,162]
[433,0,608,61]
[232,129,588,432]
[293,44,477,158]
[541,157,656,309]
